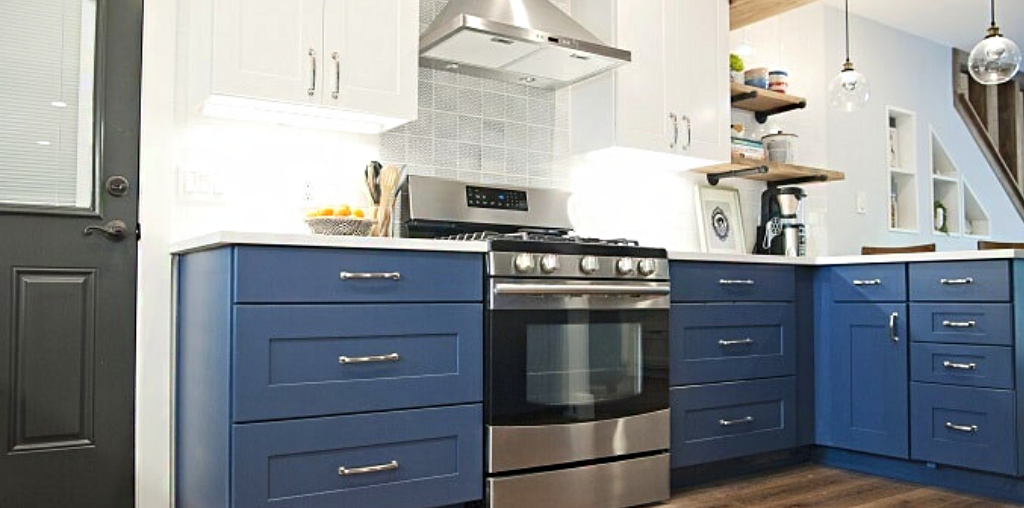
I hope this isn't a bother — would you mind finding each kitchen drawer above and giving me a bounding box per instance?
[233,304,482,422]
[910,383,1016,476]
[670,377,797,467]
[670,263,795,302]
[911,343,1014,389]
[828,264,906,302]
[910,261,1011,302]
[909,303,1012,346]
[233,246,483,303]
[233,404,483,508]
[670,303,796,385]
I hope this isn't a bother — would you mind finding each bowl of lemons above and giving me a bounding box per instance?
[304,205,374,236]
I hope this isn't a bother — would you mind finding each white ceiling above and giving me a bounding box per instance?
[821,0,1024,52]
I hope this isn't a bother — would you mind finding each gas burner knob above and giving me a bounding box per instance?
[540,255,560,274]
[637,259,659,277]
[616,257,636,275]
[513,253,536,273]
[579,256,600,275]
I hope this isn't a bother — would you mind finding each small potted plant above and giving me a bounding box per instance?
[730,53,745,84]
[934,200,949,234]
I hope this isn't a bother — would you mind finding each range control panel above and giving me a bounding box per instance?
[466,185,529,211]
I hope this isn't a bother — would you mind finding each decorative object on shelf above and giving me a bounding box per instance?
[697,186,747,254]
[887,126,900,168]
[890,189,899,229]
[731,137,765,160]
[768,70,789,93]
[934,200,949,234]
[744,67,769,89]
[829,0,870,112]
[730,53,746,84]
[968,0,1021,85]
[762,132,798,163]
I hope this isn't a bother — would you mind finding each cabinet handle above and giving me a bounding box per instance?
[718,338,754,347]
[719,279,755,286]
[331,51,341,100]
[942,320,976,329]
[338,460,399,476]
[339,353,401,365]
[668,113,679,149]
[681,114,692,150]
[945,422,979,434]
[307,48,317,96]
[940,277,974,286]
[888,312,899,342]
[339,271,402,281]
[852,279,882,286]
[943,361,978,371]
[719,416,755,427]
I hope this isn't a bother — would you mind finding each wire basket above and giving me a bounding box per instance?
[304,217,375,236]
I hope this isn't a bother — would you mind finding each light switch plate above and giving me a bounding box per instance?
[856,192,867,214]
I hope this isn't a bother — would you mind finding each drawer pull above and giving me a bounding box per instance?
[943,361,978,371]
[945,422,979,434]
[339,353,401,365]
[852,279,882,286]
[338,460,400,476]
[718,338,755,347]
[940,277,974,286]
[340,271,402,281]
[719,279,755,286]
[888,312,900,342]
[719,416,755,427]
[942,320,977,328]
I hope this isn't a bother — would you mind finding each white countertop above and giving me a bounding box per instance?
[669,249,1024,265]
[169,231,488,255]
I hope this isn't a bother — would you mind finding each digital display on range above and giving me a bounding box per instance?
[466,185,529,211]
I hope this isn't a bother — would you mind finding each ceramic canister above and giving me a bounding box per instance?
[769,70,789,93]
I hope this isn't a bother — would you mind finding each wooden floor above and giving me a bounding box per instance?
[664,464,1021,507]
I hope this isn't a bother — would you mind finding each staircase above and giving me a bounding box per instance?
[952,49,1024,220]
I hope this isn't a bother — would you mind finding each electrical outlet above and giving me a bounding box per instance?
[302,180,314,204]
[856,192,867,214]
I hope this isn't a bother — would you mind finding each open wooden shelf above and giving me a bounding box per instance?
[730,0,819,30]
[696,157,845,186]
[731,83,807,123]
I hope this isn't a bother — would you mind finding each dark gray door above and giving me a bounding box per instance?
[0,0,142,505]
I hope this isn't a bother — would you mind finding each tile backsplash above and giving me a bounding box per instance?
[381,0,573,189]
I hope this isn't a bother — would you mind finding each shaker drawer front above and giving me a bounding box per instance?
[670,304,796,385]
[909,261,1011,302]
[909,303,1012,346]
[828,264,906,302]
[233,405,483,508]
[911,343,1014,389]
[910,383,1016,476]
[671,263,795,302]
[670,377,796,467]
[233,304,482,422]
[234,247,483,303]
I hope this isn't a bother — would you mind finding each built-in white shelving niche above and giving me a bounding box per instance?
[886,107,918,232]
[930,130,961,236]
[962,180,991,238]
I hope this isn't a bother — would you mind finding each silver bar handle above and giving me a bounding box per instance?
[307,48,317,96]
[853,279,882,286]
[338,460,399,476]
[719,279,755,286]
[682,114,692,150]
[340,272,402,281]
[331,51,341,99]
[339,353,400,365]
[889,312,899,342]
[719,416,755,427]
[668,113,679,149]
[942,320,977,328]
[945,422,978,434]
[492,283,670,297]
[718,338,754,347]
[943,361,978,371]
[940,277,974,285]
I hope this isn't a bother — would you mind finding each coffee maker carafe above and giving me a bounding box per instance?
[755,186,807,256]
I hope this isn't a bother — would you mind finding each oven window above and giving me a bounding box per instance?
[526,322,642,407]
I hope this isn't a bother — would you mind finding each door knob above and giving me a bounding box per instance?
[84,220,129,241]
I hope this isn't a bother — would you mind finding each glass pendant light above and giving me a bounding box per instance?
[968,0,1021,85]
[829,0,870,112]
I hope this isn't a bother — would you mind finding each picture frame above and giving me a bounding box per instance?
[696,186,747,254]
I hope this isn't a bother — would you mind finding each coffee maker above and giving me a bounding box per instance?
[755,186,807,256]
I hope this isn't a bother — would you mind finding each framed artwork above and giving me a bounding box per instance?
[697,186,747,254]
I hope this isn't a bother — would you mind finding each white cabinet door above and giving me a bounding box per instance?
[674,0,729,163]
[612,0,674,154]
[322,0,417,120]
[212,0,324,105]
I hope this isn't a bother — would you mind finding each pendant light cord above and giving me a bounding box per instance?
[844,0,851,63]
[991,0,997,28]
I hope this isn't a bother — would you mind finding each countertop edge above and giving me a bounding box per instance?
[169,231,489,255]
[668,250,1024,265]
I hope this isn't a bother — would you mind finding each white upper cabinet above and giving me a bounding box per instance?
[188,0,417,133]
[571,0,730,169]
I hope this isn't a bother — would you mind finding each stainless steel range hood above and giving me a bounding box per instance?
[420,0,631,90]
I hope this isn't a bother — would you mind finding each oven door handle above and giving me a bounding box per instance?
[492,283,671,297]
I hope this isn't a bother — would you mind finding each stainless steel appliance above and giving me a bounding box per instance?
[399,176,671,508]
[755,186,807,257]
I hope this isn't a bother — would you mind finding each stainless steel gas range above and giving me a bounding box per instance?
[397,176,671,508]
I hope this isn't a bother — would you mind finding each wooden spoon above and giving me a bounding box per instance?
[375,165,401,237]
